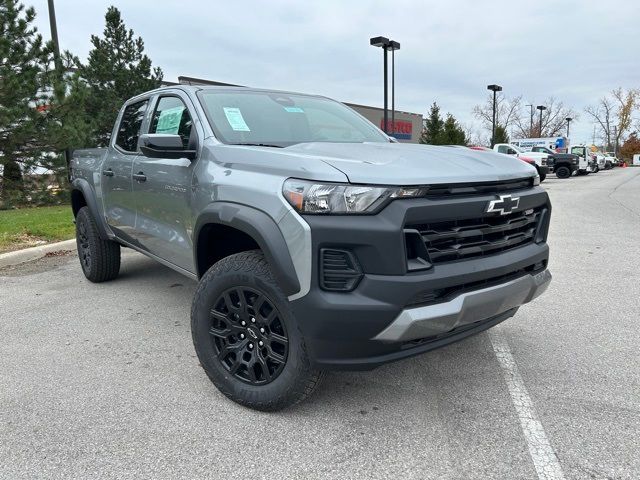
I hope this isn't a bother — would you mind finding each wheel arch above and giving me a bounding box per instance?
[194,203,301,296]
[70,178,109,240]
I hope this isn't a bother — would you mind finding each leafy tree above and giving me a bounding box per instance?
[585,88,638,151]
[0,0,52,204]
[77,6,163,146]
[420,103,467,145]
[619,132,640,162]
[493,124,509,144]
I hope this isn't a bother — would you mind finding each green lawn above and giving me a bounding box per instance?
[0,206,75,253]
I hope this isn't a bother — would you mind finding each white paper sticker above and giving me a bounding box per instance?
[223,107,250,131]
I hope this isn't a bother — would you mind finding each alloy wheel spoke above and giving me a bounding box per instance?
[255,350,272,382]
[270,332,289,345]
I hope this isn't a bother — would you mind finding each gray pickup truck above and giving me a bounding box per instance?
[69,86,552,410]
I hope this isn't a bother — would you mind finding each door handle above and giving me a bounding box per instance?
[102,169,114,177]
[132,172,147,182]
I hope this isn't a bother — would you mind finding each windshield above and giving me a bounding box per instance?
[198,90,389,147]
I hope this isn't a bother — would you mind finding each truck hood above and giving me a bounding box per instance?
[285,142,537,185]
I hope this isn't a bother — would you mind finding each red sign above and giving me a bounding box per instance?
[380,119,413,139]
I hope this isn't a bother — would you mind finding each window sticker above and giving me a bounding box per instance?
[284,106,304,113]
[156,106,185,134]
[223,107,251,131]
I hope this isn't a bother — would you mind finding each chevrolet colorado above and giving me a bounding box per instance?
[69,86,552,410]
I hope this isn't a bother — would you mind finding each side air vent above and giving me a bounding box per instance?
[319,249,363,292]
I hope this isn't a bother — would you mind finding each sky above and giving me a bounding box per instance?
[29,0,640,144]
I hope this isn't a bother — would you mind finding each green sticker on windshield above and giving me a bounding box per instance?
[156,106,184,134]
[284,106,304,113]
[223,107,251,131]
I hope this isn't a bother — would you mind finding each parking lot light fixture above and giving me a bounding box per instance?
[537,105,547,136]
[565,117,572,139]
[487,84,502,147]
[370,36,391,134]
[387,40,400,138]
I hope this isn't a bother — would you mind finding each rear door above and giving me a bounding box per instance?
[102,99,150,243]
[130,92,199,272]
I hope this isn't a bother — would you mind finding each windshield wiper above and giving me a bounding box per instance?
[228,143,284,148]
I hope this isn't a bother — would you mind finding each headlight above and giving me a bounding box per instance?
[283,179,424,214]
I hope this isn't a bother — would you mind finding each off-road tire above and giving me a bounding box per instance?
[538,168,547,182]
[555,166,571,179]
[191,250,324,411]
[75,206,121,282]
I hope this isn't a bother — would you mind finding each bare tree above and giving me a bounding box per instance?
[472,93,522,133]
[585,88,638,151]
[512,97,578,138]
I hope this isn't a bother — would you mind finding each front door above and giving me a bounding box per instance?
[102,99,150,244]
[130,93,198,272]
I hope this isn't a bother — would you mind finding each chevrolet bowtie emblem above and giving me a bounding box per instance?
[486,194,520,215]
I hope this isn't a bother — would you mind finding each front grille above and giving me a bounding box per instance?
[319,249,362,291]
[424,178,533,197]
[409,207,544,264]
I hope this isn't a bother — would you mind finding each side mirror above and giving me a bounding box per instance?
[138,134,196,160]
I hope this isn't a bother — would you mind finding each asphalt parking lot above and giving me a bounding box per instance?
[1,168,639,480]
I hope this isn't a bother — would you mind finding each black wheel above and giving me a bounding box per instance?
[537,167,546,182]
[75,206,121,282]
[555,166,571,179]
[191,250,323,411]
[594,165,600,173]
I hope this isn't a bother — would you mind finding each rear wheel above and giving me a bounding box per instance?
[555,165,571,179]
[75,206,121,282]
[191,250,323,411]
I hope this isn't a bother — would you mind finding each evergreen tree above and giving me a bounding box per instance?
[0,0,52,204]
[420,103,467,146]
[420,102,444,144]
[441,114,468,145]
[493,124,509,144]
[77,6,163,146]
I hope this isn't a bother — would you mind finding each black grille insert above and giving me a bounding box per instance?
[424,178,533,197]
[409,207,544,264]
[319,249,362,291]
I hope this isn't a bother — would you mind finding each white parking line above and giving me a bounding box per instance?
[489,329,566,480]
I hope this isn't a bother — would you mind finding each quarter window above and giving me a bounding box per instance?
[115,100,148,152]
[150,96,193,148]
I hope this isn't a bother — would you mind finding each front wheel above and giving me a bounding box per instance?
[191,250,323,411]
[555,166,571,179]
[537,167,546,182]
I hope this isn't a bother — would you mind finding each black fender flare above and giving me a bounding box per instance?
[193,202,301,296]
[71,178,110,240]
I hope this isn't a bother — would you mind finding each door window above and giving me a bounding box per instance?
[150,96,193,148]
[115,100,149,152]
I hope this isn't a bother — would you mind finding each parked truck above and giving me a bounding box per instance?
[529,146,579,179]
[69,86,552,410]
[493,143,550,181]
[570,145,598,174]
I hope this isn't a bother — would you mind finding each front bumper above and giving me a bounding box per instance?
[374,269,551,342]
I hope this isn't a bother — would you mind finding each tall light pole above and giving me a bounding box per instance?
[487,84,502,147]
[526,104,534,135]
[536,105,547,137]
[370,36,390,134]
[47,0,62,72]
[387,40,400,138]
[565,117,572,139]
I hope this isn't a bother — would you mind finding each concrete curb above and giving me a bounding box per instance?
[0,239,77,269]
